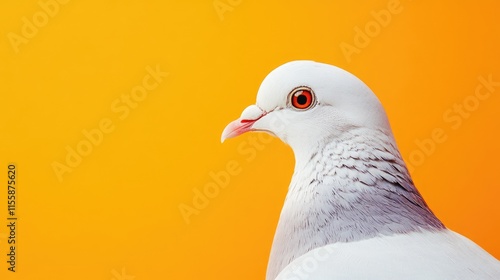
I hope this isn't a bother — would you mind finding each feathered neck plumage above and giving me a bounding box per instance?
[266,127,444,280]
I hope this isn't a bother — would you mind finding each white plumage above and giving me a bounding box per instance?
[221,61,500,279]
[276,230,500,280]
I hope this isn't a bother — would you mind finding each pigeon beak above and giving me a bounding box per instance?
[221,105,266,143]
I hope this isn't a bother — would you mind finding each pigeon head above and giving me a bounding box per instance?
[221,60,392,154]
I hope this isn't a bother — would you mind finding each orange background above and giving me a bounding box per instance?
[0,1,499,279]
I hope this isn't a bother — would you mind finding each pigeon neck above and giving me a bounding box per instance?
[266,127,444,280]
[290,127,445,234]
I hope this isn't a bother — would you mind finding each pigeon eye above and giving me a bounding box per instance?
[290,87,315,110]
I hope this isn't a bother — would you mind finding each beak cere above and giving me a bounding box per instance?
[221,105,266,143]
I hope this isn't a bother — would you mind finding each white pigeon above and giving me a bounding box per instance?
[221,60,500,280]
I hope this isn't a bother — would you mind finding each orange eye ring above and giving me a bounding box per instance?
[290,87,315,110]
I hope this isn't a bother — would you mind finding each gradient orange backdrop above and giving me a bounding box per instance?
[0,1,499,279]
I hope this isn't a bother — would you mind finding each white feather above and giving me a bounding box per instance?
[275,229,500,280]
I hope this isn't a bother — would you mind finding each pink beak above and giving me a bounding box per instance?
[221,105,266,143]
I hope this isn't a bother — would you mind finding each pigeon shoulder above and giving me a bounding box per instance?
[275,229,500,280]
